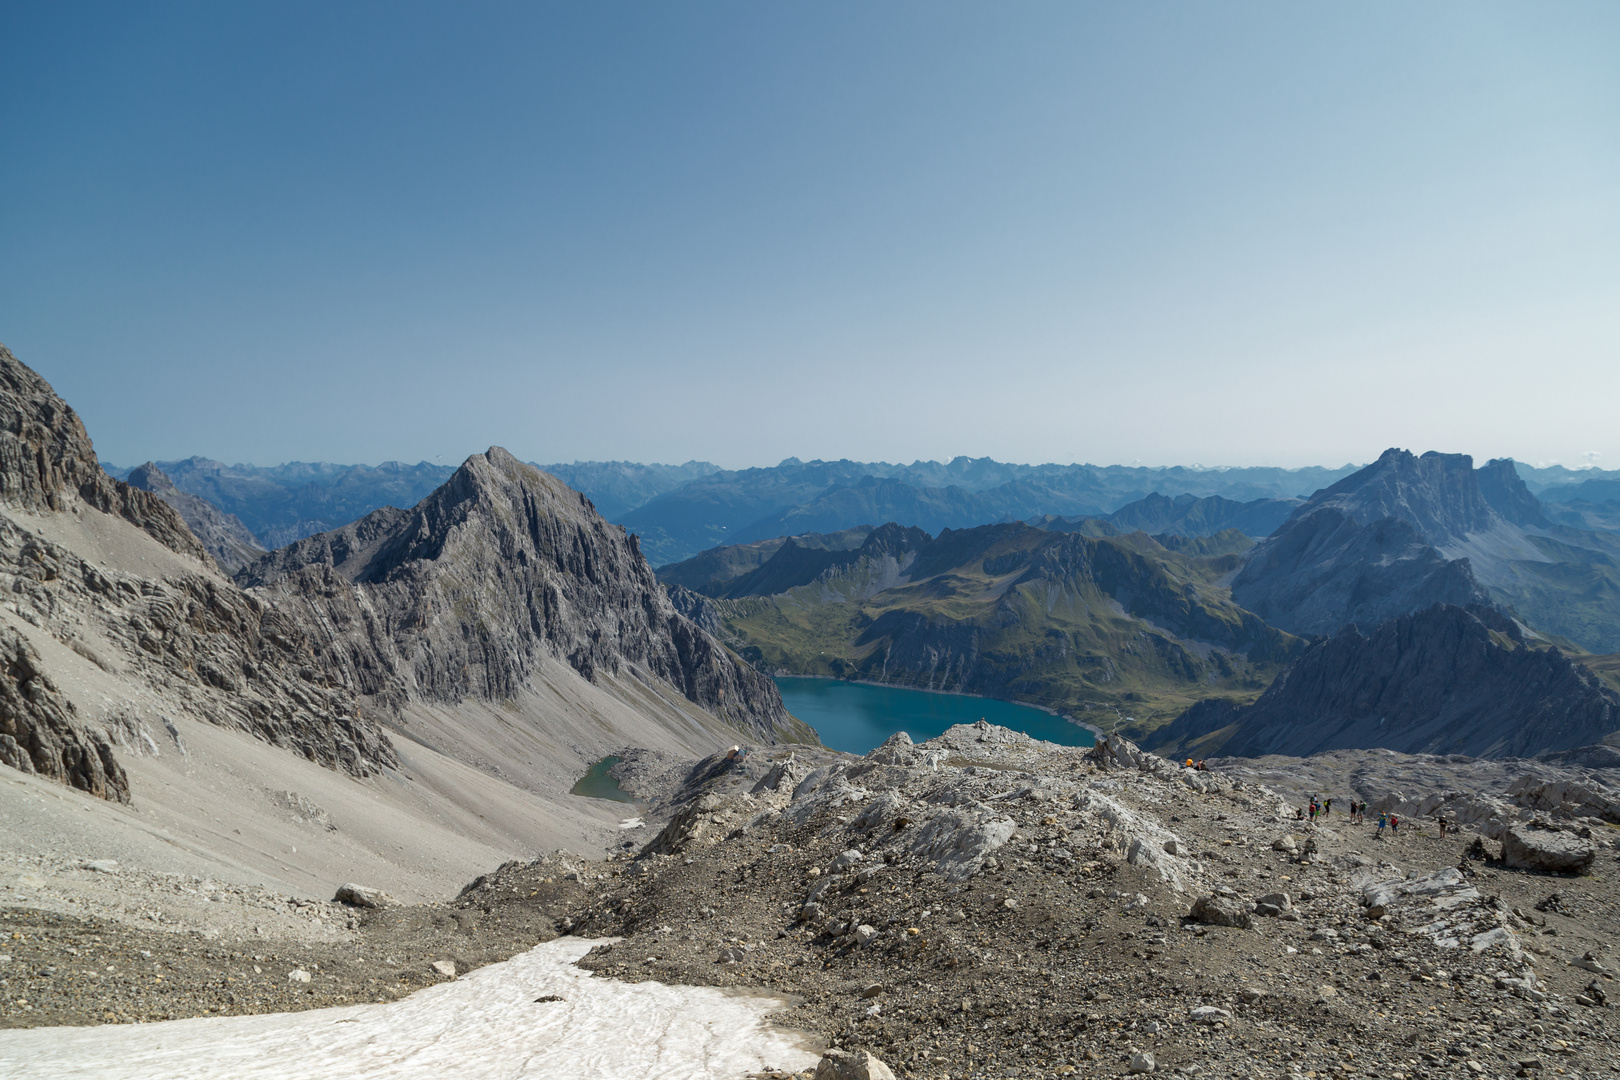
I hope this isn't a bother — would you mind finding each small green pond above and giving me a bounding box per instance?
[570,755,637,803]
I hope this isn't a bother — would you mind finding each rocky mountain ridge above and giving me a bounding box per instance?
[1153,604,1620,759]
[1233,448,1620,652]
[0,344,399,796]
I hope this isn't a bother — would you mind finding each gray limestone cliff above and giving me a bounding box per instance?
[1232,449,1500,636]
[0,344,398,798]
[1,345,212,566]
[239,448,811,745]
[0,623,128,802]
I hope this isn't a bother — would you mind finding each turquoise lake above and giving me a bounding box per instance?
[774,677,1095,755]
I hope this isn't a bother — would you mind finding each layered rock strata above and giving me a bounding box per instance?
[238,448,808,744]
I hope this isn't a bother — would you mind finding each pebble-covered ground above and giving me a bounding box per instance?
[6,727,1620,1080]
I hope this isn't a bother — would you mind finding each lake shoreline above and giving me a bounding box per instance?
[770,671,1107,740]
[774,675,1101,753]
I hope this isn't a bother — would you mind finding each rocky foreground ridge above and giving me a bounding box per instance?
[9,722,1620,1080]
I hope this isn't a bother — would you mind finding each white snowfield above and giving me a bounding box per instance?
[0,938,820,1080]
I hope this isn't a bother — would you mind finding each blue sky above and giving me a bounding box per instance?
[2,3,1617,470]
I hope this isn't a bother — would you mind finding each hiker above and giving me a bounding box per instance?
[1438,815,1448,839]
[1186,758,1195,769]
[1376,813,1387,838]
[1324,798,1332,816]
[1390,813,1399,835]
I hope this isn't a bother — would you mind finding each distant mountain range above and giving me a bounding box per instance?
[655,446,1620,757]
[106,453,1620,568]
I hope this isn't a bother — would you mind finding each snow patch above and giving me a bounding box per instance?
[0,938,819,1079]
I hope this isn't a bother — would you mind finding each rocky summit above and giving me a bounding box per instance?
[238,446,809,745]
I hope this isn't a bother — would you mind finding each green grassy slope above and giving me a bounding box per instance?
[708,523,1302,735]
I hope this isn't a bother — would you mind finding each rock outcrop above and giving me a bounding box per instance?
[0,344,399,797]
[126,462,265,573]
[1499,824,1597,873]
[1154,604,1620,759]
[0,624,128,801]
[1,345,210,565]
[239,448,809,744]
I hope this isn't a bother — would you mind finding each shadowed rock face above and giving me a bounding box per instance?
[0,624,128,802]
[126,462,266,574]
[1231,508,1489,636]
[1153,604,1620,759]
[239,448,809,744]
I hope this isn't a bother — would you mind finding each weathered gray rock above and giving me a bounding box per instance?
[1128,1050,1157,1073]
[238,448,812,745]
[1190,894,1253,929]
[333,883,395,908]
[1500,824,1596,873]
[0,625,128,802]
[815,1048,896,1080]
[0,346,400,788]
[0,344,210,565]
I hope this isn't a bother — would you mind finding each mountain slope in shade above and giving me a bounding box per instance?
[239,449,811,746]
[1150,604,1620,759]
[126,462,266,573]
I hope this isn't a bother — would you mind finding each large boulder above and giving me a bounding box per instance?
[1190,893,1253,929]
[815,1048,897,1080]
[333,883,395,909]
[1500,825,1596,874]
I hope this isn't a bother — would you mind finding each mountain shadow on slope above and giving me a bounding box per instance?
[1150,604,1620,759]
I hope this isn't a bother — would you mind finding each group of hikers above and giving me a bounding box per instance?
[1293,795,1451,841]
[1182,758,1210,771]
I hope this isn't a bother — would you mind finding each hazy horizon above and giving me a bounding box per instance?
[4,4,1617,471]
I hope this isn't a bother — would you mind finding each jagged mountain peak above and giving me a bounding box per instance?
[1476,457,1548,528]
[1303,447,1501,544]
[240,447,807,743]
